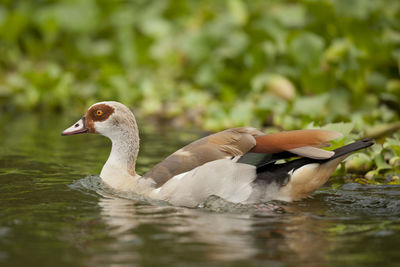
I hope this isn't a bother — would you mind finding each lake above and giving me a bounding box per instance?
[1,113,400,266]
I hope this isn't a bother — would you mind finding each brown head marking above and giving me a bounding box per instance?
[85,104,115,133]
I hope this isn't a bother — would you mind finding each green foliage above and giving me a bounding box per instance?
[0,0,400,180]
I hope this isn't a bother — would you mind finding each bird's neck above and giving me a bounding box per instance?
[100,122,141,191]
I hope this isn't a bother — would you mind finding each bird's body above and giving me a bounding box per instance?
[62,101,373,207]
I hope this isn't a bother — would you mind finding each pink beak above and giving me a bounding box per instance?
[61,117,88,136]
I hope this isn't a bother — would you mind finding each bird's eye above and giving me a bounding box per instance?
[96,110,103,116]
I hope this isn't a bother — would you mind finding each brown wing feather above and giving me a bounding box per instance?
[143,127,263,187]
[250,129,342,153]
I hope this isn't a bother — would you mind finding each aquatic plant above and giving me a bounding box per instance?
[0,0,399,180]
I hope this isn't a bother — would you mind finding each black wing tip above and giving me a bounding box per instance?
[331,138,375,160]
[355,138,375,150]
[360,138,375,145]
[353,138,375,149]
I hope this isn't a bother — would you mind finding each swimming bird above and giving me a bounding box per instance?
[62,101,374,207]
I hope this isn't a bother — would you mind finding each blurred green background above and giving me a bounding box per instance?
[0,0,400,177]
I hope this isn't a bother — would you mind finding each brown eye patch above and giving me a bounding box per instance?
[85,104,115,132]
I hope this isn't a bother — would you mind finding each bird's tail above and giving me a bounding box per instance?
[255,139,375,201]
[275,139,374,201]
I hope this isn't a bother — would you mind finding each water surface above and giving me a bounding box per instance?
[1,114,400,266]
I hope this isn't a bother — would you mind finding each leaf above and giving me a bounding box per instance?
[273,4,307,27]
[320,122,354,137]
[289,32,325,68]
[332,0,380,20]
[228,0,248,26]
[229,100,255,126]
[324,38,350,64]
[384,136,400,156]
[292,94,328,116]
[345,153,372,173]
[374,154,392,172]
[393,49,400,75]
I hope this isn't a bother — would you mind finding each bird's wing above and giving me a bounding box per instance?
[143,127,262,187]
[143,128,341,187]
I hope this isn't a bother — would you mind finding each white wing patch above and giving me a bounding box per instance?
[149,159,257,207]
[174,149,192,157]
[289,146,334,159]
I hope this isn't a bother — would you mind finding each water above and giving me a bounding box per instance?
[1,114,400,267]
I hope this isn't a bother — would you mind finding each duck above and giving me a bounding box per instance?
[62,101,374,207]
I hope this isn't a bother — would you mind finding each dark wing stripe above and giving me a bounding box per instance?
[237,151,296,167]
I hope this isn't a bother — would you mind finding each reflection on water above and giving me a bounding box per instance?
[1,114,400,266]
[89,201,261,265]
[97,195,258,262]
[75,176,261,262]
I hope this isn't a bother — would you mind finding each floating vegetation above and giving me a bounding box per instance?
[1,0,400,180]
